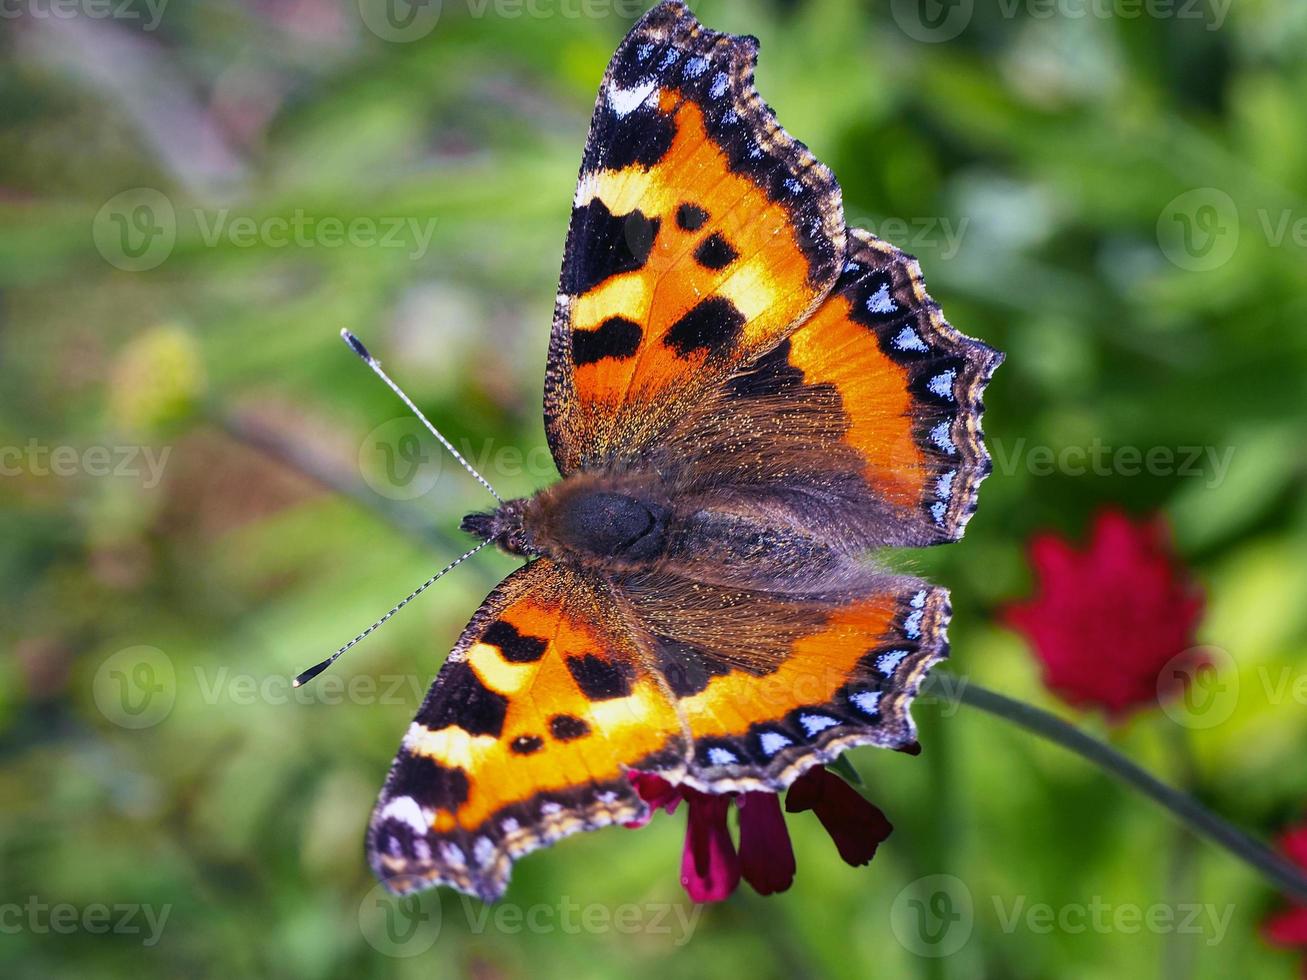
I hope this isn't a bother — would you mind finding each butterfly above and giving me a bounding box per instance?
[366,0,1001,901]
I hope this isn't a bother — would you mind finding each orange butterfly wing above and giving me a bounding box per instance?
[617,568,953,793]
[658,226,1002,549]
[368,559,686,900]
[783,227,1002,543]
[544,0,845,473]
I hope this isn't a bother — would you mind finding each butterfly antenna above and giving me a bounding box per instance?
[293,540,491,687]
[341,328,503,503]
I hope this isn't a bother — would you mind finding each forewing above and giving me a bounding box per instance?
[368,559,686,901]
[544,0,845,473]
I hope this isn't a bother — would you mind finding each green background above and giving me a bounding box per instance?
[3,0,1307,976]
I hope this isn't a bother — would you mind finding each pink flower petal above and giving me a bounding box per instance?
[1281,827,1307,871]
[680,789,740,903]
[1002,508,1205,718]
[786,767,892,867]
[736,792,795,896]
[1264,905,1307,947]
[624,771,682,828]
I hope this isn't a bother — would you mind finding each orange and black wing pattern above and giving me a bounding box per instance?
[662,226,1003,548]
[619,569,952,793]
[544,0,845,474]
[367,560,686,900]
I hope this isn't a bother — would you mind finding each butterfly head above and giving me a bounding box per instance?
[460,497,536,557]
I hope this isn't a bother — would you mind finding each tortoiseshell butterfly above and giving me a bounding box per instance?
[353,1,1001,900]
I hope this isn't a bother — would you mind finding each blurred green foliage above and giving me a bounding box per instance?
[2,0,1307,977]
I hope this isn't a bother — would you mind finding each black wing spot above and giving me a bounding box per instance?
[654,637,733,698]
[676,202,709,231]
[387,752,470,810]
[664,296,745,357]
[549,714,591,741]
[561,199,661,296]
[482,620,548,663]
[510,734,544,756]
[693,232,739,270]
[415,662,508,738]
[585,98,677,173]
[566,654,635,701]
[571,317,643,366]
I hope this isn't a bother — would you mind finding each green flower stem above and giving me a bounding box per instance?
[927,674,1307,904]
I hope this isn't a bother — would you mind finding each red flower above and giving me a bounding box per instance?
[1264,824,1307,975]
[627,766,892,902]
[1002,509,1204,718]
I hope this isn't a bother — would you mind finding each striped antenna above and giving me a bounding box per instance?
[341,328,503,503]
[293,540,490,687]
